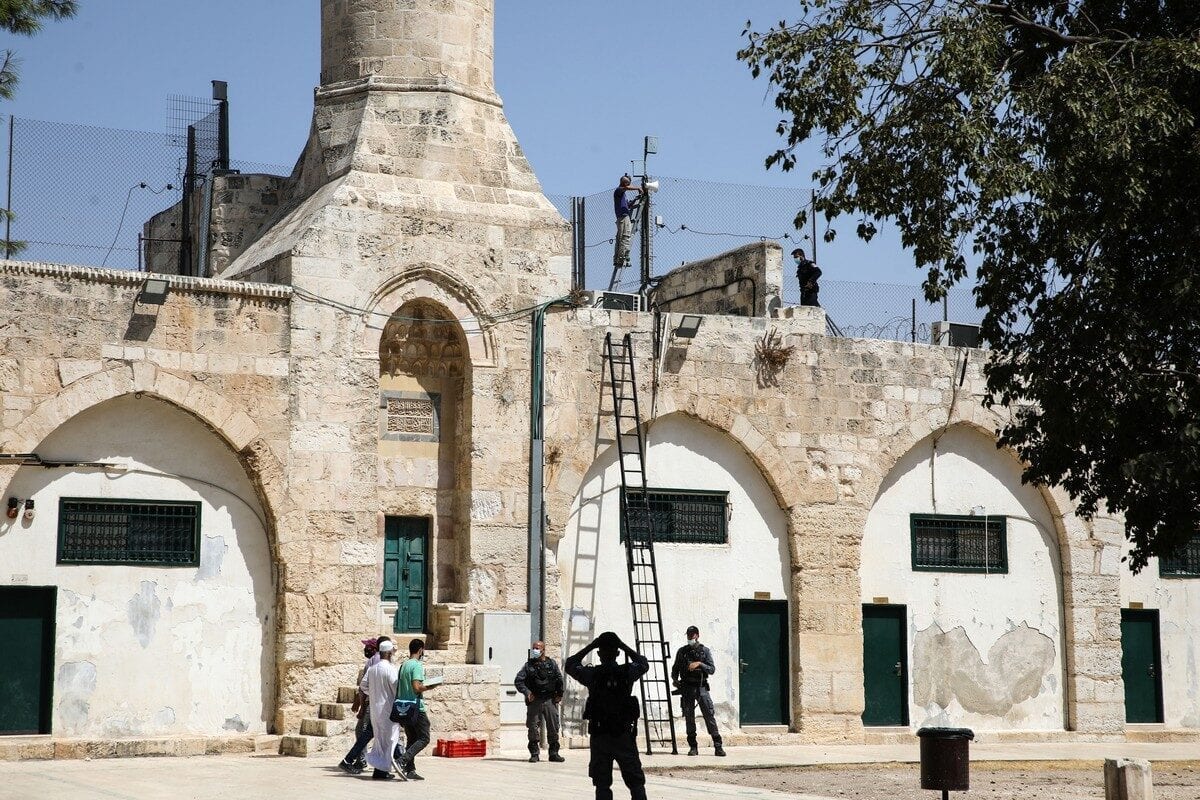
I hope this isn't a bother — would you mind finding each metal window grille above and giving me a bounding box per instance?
[58,499,201,566]
[1161,535,1200,578]
[911,514,1007,573]
[621,489,728,545]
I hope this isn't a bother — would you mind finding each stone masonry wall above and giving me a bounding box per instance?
[540,306,1128,743]
[650,240,783,317]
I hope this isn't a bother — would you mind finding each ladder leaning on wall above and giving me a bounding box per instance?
[602,331,679,755]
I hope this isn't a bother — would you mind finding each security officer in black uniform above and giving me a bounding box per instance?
[514,639,565,763]
[671,625,725,757]
[565,631,649,800]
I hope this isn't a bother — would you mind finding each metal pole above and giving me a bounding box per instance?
[138,233,143,272]
[639,182,651,294]
[810,189,817,264]
[579,196,587,291]
[5,115,14,259]
[912,298,917,343]
[528,307,546,643]
[213,80,230,172]
[179,125,196,276]
[943,294,949,322]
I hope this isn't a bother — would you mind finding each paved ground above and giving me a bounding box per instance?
[660,765,1200,800]
[0,743,1196,800]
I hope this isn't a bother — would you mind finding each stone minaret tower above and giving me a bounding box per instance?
[225,1,570,735]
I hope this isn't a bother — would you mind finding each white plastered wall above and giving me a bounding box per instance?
[0,395,274,738]
[1121,551,1200,728]
[556,413,790,733]
[860,425,1066,731]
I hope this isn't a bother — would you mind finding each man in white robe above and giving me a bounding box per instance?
[360,638,403,780]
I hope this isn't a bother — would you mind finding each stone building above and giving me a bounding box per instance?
[1,0,1198,758]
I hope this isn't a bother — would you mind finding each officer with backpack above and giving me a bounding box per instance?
[565,631,649,800]
[671,625,725,757]
[515,639,566,763]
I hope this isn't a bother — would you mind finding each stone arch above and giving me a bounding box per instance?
[375,295,474,627]
[361,265,496,367]
[7,364,288,562]
[1,377,284,738]
[554,410,794,733]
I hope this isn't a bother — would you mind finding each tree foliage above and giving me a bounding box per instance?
[739,1,1200,570]
[0,0,76,99]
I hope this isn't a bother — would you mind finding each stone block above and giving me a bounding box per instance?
[1104,757,1153,800]
[57,359,102,387]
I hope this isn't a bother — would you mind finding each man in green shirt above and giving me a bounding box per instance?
[396,638,437,780]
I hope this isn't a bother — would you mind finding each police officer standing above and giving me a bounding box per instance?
[671,625,725,757]
[793,247,822,307]
[565,631,649,800]
[515,639,566,763]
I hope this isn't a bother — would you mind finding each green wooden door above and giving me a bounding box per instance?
[1121,609,1164,723]
[862,604,908,726]
[384,517,428,634]
[737,600,789,725]
[0,587,56,735]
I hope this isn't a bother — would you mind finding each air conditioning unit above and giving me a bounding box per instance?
[931,321,982,348]
[594,291,643,312]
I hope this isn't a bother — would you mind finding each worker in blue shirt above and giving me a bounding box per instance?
[613,175,643,269]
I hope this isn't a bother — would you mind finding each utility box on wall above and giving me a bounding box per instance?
[931,321,982,348]
[474,612,531,724]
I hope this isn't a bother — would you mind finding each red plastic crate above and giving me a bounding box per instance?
[434,737,487,758]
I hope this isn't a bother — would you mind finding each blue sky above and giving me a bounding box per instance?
[2,1,941,299]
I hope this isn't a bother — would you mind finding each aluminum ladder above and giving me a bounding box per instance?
[602,331,678,755]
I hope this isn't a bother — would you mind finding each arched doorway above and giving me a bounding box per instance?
[556,413,791,733]
[0,395,274,737]
[859,424,1066,732]
[377,299,471,635]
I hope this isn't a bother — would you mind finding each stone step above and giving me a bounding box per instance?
[299,718,350,738]
[336,686,358,704]
[319,702,347,721]
[280,732,354,758]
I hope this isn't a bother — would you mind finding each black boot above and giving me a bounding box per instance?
[549,749,565,763]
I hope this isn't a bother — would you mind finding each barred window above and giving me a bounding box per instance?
[58,499,201,566]
[621,489,728,545]
[1161,535,1200,578]
[911,514,1007,573]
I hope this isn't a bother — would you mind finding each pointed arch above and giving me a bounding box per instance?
[361,265,497,367]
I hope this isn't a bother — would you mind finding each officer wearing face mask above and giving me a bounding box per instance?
[671,625,725,756]
[514,639,565,763]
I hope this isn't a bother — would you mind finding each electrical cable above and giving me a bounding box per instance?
[101,182,174,269]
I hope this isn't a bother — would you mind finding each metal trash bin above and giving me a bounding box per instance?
[916,727,974,795]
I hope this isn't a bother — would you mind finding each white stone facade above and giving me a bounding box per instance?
[1,0,1198,757]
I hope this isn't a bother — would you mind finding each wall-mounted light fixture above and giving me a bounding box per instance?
[138,277,170,305]
[22,498,34,521]
[673,314,703,339]
[5,497,18,519]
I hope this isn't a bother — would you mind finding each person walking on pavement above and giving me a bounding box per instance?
[396,638,439,781]
[671,625,725,757]
[359,638,403,781]
[338,636,382,773]
[565,631,649,800]
[613,175,644,270]
[515,639,566,763]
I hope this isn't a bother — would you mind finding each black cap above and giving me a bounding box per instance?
[791,247,805,257]
[686,625,699,637]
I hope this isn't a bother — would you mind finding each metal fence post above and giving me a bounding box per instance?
[5,115,13,259]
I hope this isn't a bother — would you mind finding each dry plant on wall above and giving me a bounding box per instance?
[755,327,794,387]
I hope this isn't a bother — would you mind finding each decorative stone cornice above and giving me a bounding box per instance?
[0,259,293,301]
[314,75,504,109]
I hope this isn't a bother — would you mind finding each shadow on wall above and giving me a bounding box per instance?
[0,394,275,736]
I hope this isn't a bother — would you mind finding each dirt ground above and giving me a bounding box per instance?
[657,764,1200,800]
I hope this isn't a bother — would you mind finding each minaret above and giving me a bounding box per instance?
[320,0,498,101]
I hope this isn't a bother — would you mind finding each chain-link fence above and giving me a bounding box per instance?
[0,113,981,342]
[547,177,984,343]
[0,115,285,271]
